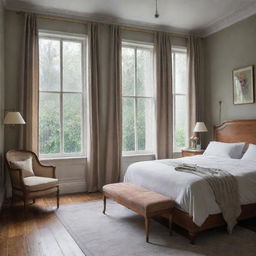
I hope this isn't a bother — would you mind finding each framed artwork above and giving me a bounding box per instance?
[233,65,254,105]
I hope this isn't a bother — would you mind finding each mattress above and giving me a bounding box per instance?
[124,155,256,226]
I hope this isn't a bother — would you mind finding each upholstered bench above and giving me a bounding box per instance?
[102,183,174,242]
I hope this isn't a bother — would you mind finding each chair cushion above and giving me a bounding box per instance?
[24,176,58,192]
[10,157,35,177]
[103,183,174,213]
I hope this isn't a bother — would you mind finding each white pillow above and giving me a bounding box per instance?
[203,141,245,159]
[10,157,34,177]
[241,144,256,161]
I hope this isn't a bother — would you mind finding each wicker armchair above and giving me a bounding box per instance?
[5,150,59,209]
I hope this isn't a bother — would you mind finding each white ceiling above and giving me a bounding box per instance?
[4,0,256,36]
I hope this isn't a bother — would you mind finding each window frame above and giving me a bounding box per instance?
[39,30,87,159]
[172,46,189,153]
[122,41,156,156]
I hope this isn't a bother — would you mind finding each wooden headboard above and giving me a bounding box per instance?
[214,120,256,144]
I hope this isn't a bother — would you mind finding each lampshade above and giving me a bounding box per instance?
[193,122,208,133]
[4,112,26,125]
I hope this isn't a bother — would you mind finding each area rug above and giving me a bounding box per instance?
[56,200,256,256]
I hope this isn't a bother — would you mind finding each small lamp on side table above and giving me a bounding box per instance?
[193,122,208,150]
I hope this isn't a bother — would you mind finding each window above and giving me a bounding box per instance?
[172,47,189,152]
[39,32,87,158]
[122,42,155,154]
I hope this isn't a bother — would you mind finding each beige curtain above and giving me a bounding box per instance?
[155,32,173,159]
[87,23,122,192]
[19,13,39,153]
[188,36,202,135]
[87,23,101,192]
[104,25,122,185]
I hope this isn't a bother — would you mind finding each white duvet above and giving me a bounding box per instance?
[124,155,256,227]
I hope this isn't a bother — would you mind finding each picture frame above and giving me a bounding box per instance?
[233,65,254,105]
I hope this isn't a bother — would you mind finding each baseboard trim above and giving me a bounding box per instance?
[59,180,87,194]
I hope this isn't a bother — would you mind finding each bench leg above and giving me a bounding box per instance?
[103,195,106,214]
[57,187,60,209]
[144,216,150,242]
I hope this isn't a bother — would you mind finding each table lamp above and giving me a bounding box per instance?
[4,112,26,125]
[193,122,208,150]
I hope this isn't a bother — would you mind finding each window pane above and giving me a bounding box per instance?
[39,93,60,154]
[39,38,60,91]
[63,41,82,92]
[122,47,135,96]
[63,94,82,153]
[137,98,155,151]
[122,98,135,151]
[137,49,153,97]
[174,52,187,94]
[174,95,187,151]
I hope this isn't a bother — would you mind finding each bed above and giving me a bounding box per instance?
[124,120,256,243]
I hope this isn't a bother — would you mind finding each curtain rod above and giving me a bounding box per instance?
[34,14,189,39]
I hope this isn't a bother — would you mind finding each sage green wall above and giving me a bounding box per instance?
[4,11,23,152]
[205,14,256,138]
[0,0,5,208]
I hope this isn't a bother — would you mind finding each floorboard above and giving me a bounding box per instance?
[0,193,102,256]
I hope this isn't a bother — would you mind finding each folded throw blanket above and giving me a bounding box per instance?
[175,163,241,233]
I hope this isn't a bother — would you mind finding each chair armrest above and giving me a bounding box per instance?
[28,152,57,178]
[33,163,57,178]
[8,167,25,188]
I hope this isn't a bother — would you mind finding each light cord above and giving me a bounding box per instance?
[155,0,159,18]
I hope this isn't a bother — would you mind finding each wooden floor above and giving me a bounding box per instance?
[0,193,102,256]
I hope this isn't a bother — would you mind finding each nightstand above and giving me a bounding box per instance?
[181,148,205,157]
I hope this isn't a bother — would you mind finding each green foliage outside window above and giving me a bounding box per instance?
[175,127,185,149]
[39,36,84,155]
[122,45,154,153]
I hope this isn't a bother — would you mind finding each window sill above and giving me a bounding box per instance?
[122,153,156,158]
[40,155,87,161]
[40,152,181,161]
